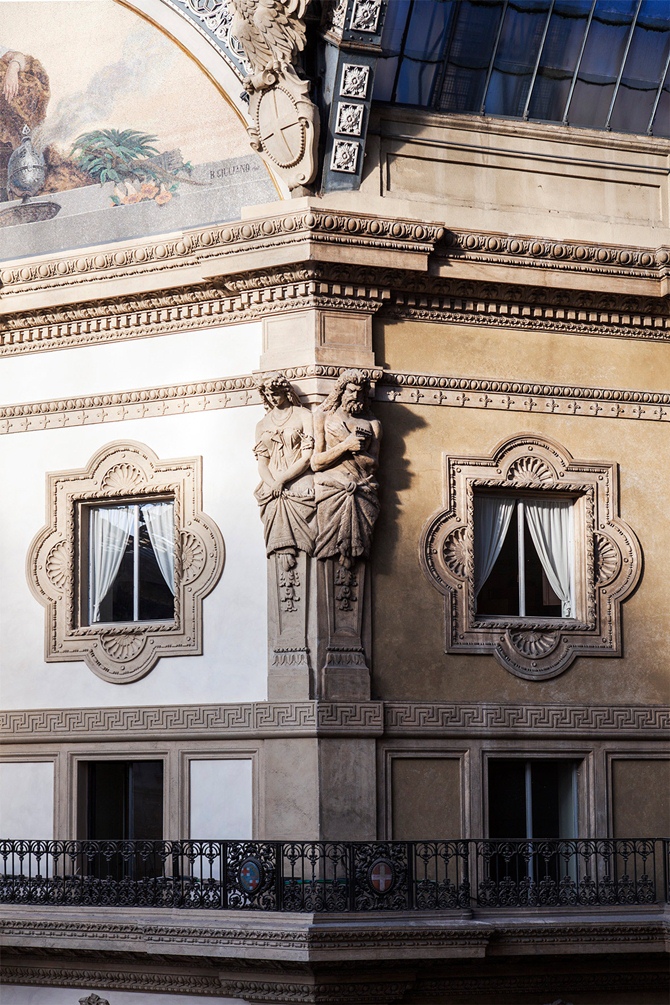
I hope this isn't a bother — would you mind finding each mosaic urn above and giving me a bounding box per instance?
[7,125,46,200]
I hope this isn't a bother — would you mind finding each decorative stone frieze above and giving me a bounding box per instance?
[3,366,668,437]
[420,434,642,679]
[27,441,224,683]
[2,701,667,742]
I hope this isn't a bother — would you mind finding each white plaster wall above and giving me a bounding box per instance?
[0,988,245,1005]
[190,759,253,839]
[0,762,54,838]
[0,404,268,709]
[0,322,262,406]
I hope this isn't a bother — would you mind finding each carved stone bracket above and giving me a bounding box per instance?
[27,441,224,683]
[420,433,642,680]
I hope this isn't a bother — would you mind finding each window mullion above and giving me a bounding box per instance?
[562,0,597,124]
[604,0,643,131]
[517,500,526,617]
[523,0,556,121]
[648,49,670,135]
[133,505,139,622]
[480,0,509,114]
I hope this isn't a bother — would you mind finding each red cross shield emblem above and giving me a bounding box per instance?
[239,858,262,894]
[368,858,395,894]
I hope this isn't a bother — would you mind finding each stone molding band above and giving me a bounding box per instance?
[2,701,667,741]
[2,367,668,435]
[2,277,667,357]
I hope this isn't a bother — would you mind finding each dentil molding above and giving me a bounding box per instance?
[27,441,224,683]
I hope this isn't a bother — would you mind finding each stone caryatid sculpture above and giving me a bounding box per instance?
[226,0,319,189]
[311,369,382,569]
[253,372,315,570]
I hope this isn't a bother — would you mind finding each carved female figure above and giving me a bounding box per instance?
[253,372,315,569]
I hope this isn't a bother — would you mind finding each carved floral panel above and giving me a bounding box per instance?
[419,434,641,680]
[28,441,224,683]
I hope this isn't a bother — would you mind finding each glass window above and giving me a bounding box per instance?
[488,759,578,838]
[376,0,670,137]
[609,0,670,133]
[474,493,575,619]
[86,500,175,625]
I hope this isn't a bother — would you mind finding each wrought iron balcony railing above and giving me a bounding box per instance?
[1,838,667,912]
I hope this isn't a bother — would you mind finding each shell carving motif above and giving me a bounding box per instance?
[509,630,559,658]
[181,532,206,584]
[99,633,145,662]
[45,541,69,592]
[508,456,553,485]
[594,533,620,585]
[442,527,468,578]
[101,462,144,495]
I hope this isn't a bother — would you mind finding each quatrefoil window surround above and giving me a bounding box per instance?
[28,441,224,683]
[419,434,641,680]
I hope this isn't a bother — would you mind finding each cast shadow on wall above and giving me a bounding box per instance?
[373,401,427,577]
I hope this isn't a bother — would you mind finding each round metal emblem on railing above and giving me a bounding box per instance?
[238,857,263,894]
[368,857,395,894]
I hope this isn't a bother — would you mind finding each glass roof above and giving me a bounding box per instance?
[374,0,670,137]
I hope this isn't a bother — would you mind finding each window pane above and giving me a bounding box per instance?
[610,0,670,133]
[484,0,553,117]
[523,520,562,617]
[527,0,595,121]
[488,760,527,837]
[435,0,506,113]
[476,503,519,616]
[567,0,638,128]
[138,503,174,621]
[95,509,134,624]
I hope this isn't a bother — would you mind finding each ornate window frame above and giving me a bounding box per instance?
[419,434,641,680]
[28,441,224,684]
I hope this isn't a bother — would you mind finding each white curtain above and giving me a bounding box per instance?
[90,507,133,622]
[141,502,175,595]
[474,495,516,597]
[525,499,573,617]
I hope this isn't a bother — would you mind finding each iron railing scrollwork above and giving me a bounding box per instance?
[1,838,667,911]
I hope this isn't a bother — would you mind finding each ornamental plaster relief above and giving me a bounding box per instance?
[27,441,224,683]
[420,433,642,680]
[2,272,666,357]
[2,368,668,436]
[2,701,666,742]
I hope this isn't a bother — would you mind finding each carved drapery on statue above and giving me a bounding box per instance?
[312,369,381,568]
[253,372,315,566]
[225,0,319,189]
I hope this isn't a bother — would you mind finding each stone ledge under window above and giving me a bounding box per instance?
[27,441,224,683]
[419,433,641,680]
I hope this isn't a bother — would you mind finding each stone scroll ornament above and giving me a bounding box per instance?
[253,372,316,569]
[227,0,320,189]
[311,369,382,568]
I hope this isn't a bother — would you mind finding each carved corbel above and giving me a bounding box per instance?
[227,0,320,190]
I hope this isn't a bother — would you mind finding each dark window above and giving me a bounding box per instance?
[79,761,164,879]
[374,0,670,136]
[488,759,578,838]
[86,500,174,624]
[474,493,574,619]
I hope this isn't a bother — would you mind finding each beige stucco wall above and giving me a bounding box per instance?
[371,317,670,705]
[391,757,462,840]
[612,760,670,837]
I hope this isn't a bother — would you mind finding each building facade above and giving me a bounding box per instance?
[1,1,669,1003]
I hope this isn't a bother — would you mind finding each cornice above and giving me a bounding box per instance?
[0,205,666,327]
[2,267,667,357]
[2,701,667,742]
[2,366,668,435]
